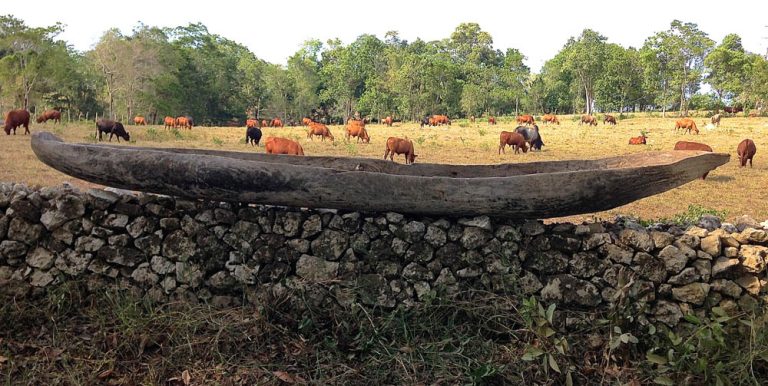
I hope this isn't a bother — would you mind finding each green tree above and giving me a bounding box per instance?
[563,29,607,115]
[595,44,644,112]
[704,34,750,104]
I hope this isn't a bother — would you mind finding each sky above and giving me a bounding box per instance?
[5,0,768,72]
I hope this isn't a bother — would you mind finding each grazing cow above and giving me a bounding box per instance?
[724,106,743,115]
[261,119,269,128]
[675,118,699,134]
[246,119,259,128]
[307,122,334,141]
[346,119,370,143]
[748,112,758,118]
[302,117,312,126]
[674,141,713,179]
[604,114,617,125]
[3,109,30,135]
[163,116,175,129]
[96,119,130,142]
[542,114,559,125]
[628,135,647,145]
[514,125,542,151]
[383,116,393,127]
[488,116,497,125]
[470,115,475,123]
[737,139,756,168]
[580,115,598,126]
[271,118,283,127]
[36,110,61,124]
[429,115,450,126]
[246,126,263,146]
[133,116,147,125]
[419,116,430,128]
[265,137,304,155]
[384,137,417,164]
[175,116,192,130]
[516,114,535,125]
[498,131,528,154]
[710,114,721,127]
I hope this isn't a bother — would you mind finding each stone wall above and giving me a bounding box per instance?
[1,182,766,328]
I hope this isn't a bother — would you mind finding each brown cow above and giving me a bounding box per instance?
[470,115,475,123]
[246,119,259,128]
[271,118,283,127]
[383,116,393,127]
[346,119,370,143]
[542,114,559,125]
[384,137,417,164]
[175,116,190,129]
[302,117,312,126]
[675,118,699,134]
[628,135,647,145]
[4,109,31,135]
[724,106,743,115]
[674,141,713,179]
[261,119,269,128]
[580,115,598,126]
[36,110,61,124]
[748,112,758,118]
[163,116,175,129]
[307,122,334,141]
[265,137,304,155]
[432,115,450,126]
[710,114,721,127]
[604,114,617,125]
[488,116,497,125]
[516,114,535,125]
[499,131,528,154]
[737,139,756,168]
[133,116,147,125]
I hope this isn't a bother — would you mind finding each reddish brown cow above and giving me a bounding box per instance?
[580,115,598,126]
[470,115,475,123]
[604,114,617,125]
[261,119,269,128]
[246,119,259,128]
[175,116,191,129]
[737,139,756,168]
[307,122,334,141]
[675,118,699,134]
[301,117,312,126]
[674,141,713,179]
[271,118,283,127]
[432,115,450,125]
[542,114,559,125]
[265,137,304,155]
[346,119,370,143]
[516,114,535,125]
[628,135,647,145]
[488,116,497,125]
[163,116,175,129]
[4,109,30,135]
[133,116,146,125]
[383,116,393,127]
[499,131,528,154]
[724,106,743,115]
[36,110,61,124]
[384,137,417,164]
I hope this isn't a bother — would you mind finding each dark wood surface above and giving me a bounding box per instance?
[31,132,730,218]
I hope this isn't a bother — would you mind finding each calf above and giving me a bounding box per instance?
[542,114,559,125]
[384,137,417,164]
[265,137,304,155]
[383,116,393,127]
[4,109,31,135]
[710,114,721,127]
[580,115,597,126]
[470,115,475,123]
[96,119,130,142]
[133,116,146,125]
[675,118,699,134]
[604,114,617,125]
[737,139,756,168]
[36,110,61,124]
[516,114,535,125]
[246,126,263,146]
[488,116,497,125]
[628,135,647,145]
[674,141,713,179]
[307,122,334,141]
[499,131,528,154]
[346,120,370,143]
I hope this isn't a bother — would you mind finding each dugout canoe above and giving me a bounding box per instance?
[31,132,729,219]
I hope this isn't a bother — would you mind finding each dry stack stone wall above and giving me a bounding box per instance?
[1,183,766,328]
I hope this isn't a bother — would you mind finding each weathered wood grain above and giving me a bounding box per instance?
[31,132,730,218]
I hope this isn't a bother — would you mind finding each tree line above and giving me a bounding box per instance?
[1,15,766,125]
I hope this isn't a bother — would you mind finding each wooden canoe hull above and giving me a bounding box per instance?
[31,132,730,218]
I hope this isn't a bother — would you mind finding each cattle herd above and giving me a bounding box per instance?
[0,108,760,174]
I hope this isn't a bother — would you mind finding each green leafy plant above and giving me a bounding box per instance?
[211,136,224,146]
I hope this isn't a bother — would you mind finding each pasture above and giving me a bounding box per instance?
[1,114,766,223]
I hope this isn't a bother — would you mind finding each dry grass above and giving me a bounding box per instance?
[1,114,766,222]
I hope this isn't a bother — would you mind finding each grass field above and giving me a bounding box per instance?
[2,114,766,223]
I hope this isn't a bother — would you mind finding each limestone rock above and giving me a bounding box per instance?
[618,229,654,252]
[540,274,601,306]
[739,245,767,273]
[653,300,683,327]
[671,283,710,305]
[296,255,339,282]
[458,216,492,231]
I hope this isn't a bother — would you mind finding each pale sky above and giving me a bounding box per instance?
[6,0,768,72]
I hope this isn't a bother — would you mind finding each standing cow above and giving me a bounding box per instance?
[3,109,31,135]
[96,119,130,142]
[36,110,61,124]
[384,137,417,164]
[737,139,756,168]
[604,114,617,125]
[246,126,263,146]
